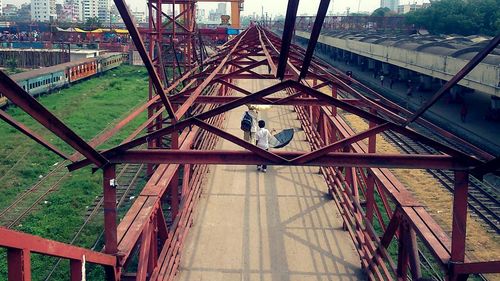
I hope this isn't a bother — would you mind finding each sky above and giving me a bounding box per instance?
[3,0,430,15]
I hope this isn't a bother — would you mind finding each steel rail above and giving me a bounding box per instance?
[44,163,145,280]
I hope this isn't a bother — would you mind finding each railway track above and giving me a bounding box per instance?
[44,163,145,280]
[334,82,500,234]
[0,161,70,228]
[383,130,500,234]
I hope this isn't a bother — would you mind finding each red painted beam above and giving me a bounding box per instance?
[0,227,116,266]
[113,0,177,121]
[0,109,68,160]
[406,34,500,125]
[0,71,107,167]
[451,261,500,275]
[107,150,469,170]
[67,80,294,171]
[170,95,367,106]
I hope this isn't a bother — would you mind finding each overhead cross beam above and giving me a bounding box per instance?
[405,34,500,125]
[0,110,68,160]
[113,0,177,121]
[276,0,300,80]
[104,150,469,170]
[299,0,331,80]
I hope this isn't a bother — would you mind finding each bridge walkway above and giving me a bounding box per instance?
[176,69,364,281]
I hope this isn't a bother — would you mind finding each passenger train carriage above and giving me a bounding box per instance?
[0,52,128,106]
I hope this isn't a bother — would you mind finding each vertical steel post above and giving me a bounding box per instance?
[70,259,83,281]
[451,171,469,262]
[366,109,376,223]
[169,124,179,220]
[331,86,337,116]
[7,248,31,281]
[407,228,421,280]
[103,164,118,254]
[231,1,241,28]
[149,210,159,273]
[397,223,409,279]
[147,0,155,176]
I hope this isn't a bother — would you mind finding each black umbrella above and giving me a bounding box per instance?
[270,128,294,149]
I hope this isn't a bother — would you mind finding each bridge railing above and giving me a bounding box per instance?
[0,227,116,280]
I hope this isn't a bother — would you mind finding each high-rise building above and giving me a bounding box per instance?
[31,0,57,22]
[98,0,109,23]
[3,4,19,20]
[380,0,399,11]
[62,0,82,22]
[82,0,98,21]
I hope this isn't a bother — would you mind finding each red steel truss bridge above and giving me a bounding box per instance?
[0,0,499,280]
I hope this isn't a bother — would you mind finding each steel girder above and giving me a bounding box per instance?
[0,13,499,280]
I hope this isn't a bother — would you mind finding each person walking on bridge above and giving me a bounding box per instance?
[256,120,272,173]
[241,105,259,143]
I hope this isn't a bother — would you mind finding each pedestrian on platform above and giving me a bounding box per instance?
[379,74,385,86]
[256,120,272,173]
[241,105,259,143]
[460,103,468,123]
[407,86,413,97]
[390,76,395,89]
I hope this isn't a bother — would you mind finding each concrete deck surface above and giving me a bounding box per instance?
[176,72,364,281]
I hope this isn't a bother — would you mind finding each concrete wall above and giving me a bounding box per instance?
[296,30,500,97]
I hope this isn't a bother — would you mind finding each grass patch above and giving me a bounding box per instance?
[0,65,151,280]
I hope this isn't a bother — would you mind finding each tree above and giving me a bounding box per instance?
[6,58,17,72]
[84,17,102,30]
[371,7,392,17]
[405,0,500,36]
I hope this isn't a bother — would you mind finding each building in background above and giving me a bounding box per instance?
[216,3,226,15]
[109,5,123,26]
[196,6,206,21]
[397,3,424,14]
[98,0,109,23]
[31,0,57,21]
[380,0,399,12]
[207,3,227,22]
[82,0,98,21]
[2,4,19,20]
[18,3,32,22]
[131,10,145,23]
[0,0,3,17]
[61,0,82,22]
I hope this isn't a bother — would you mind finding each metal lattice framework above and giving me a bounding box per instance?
[0,1,499,280]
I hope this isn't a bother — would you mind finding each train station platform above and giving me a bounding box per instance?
[176,72,364,280]
[308,46,500,156]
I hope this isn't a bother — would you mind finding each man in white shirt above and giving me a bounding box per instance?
[255,120,271,172]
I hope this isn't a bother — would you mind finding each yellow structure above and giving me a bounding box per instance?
[198,0,242,28]
[231,0,241,28]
